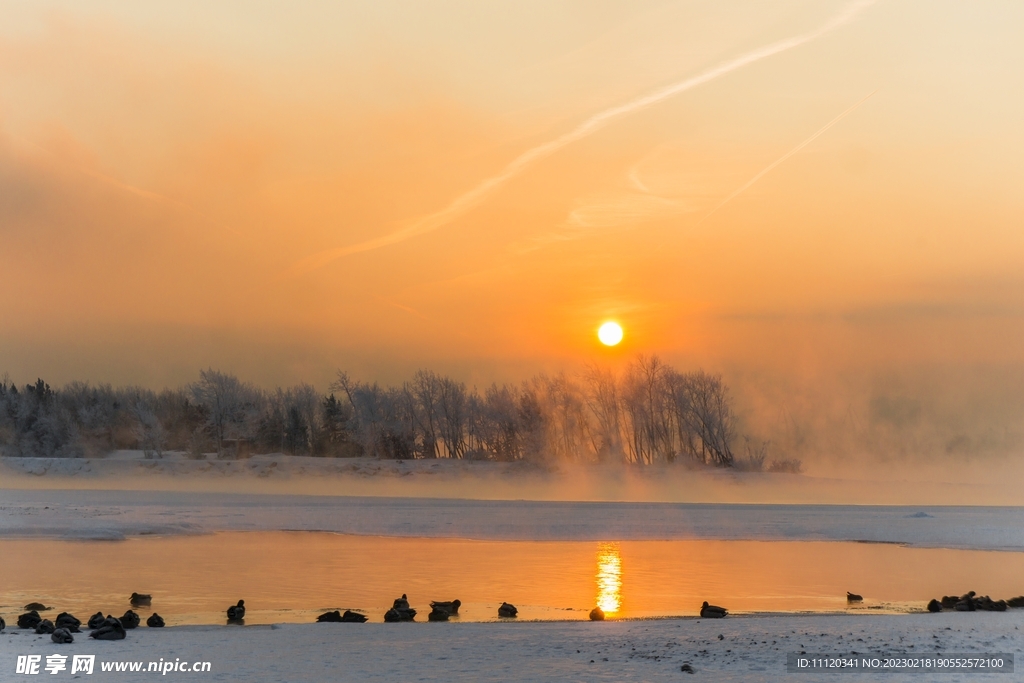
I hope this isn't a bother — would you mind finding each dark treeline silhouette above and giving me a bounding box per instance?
[0,356,761,467]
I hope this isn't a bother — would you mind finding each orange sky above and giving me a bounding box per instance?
[2,0,1023,460]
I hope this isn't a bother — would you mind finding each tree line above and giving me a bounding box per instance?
[0,357,755,467]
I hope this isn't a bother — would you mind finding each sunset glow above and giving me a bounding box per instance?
[596,543,622,614]
[1,1,1022,465]
[3,4,1023,678]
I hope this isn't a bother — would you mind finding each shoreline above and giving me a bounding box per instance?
[3,453,1024,507]
[3,612,1021,682]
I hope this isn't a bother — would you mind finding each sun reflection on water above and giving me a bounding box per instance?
[596,542,622,614]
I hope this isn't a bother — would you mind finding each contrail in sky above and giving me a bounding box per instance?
[283,0,880,279]
[696,89,878,225]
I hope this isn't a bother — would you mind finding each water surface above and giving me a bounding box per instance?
[1,533,1021,626]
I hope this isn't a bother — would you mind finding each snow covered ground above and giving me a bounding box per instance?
[2,612,1021,682]
[3,452,1023,506]
[0,487,1022,550]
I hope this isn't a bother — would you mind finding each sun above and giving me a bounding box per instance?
[597,321,623,346]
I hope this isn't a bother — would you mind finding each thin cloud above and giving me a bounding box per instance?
[281,0,881,279]
[697,89,879,226]
[567,193,689,229]
[13,133,244,237]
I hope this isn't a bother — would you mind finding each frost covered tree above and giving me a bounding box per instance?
[189,369,263,455]
[0,360,742,466]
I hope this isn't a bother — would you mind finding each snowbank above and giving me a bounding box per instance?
[2,452,1023,506]
[2,612,1020,682]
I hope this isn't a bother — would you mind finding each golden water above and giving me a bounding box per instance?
[0,533,1021,626]
[596,542,622,614]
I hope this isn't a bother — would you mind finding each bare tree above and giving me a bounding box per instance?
[621,356,673,464]
[190,369,262,456]
[683,370,735,466]
[410,371,442,458]
[474,383,520,461]
[582,364,624,462]
[436,376,468,458]
[517,383,547,461]
[129,392,165,458]
[331,372,416,459]
[535,373,591,462]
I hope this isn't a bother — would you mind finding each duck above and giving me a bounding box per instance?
[927,599,943,613]
[341,610,368,623]
[317,610,343,622]
[427,607,450,622]
[130,593,152,607]
[23,602,50,611]
[17,611,42,629]
[385,595,416,621]
[429,599,461,616]
[1007,596,1024,607]
[35,619,55,634]
[384,604,416,622]
[90,616,126,641]
[120,610,141,629]
[954,592,976,612]
[147,614,165,628]
[227,600,246,622]
[589,607,605,621]
[497,602,518,618]
[846,592,863,602]
[975,596,1007,612]
[51,628,74,644]
[87,612,106,629]
[384,607,416,622]
[700,601,728,618]
[940,595,959,609]
[55,612,81,632]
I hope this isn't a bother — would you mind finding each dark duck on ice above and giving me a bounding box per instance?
[429,599,461,616]
[55,612,81,632]
[90,616,126,641]
[317,610,368,623]
[120,610,141,629]
[227,600,246,623]
[18,611,42,629]
[384,595,416,622]
[427,607,450,621]
[51,628,74,644]
[700,601,728,618]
